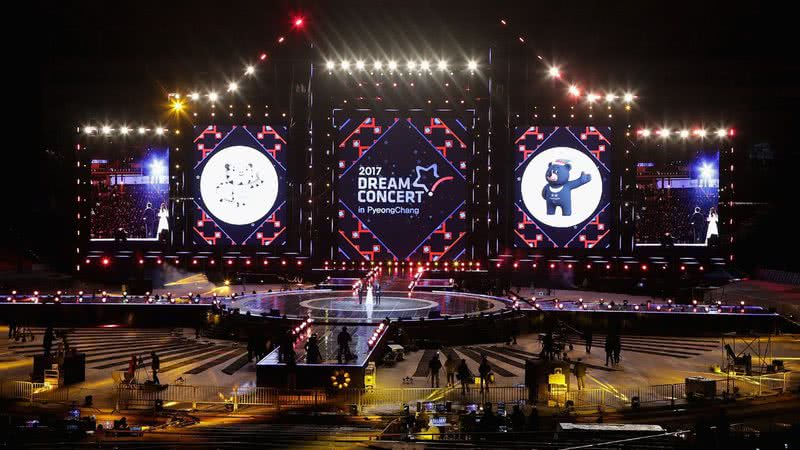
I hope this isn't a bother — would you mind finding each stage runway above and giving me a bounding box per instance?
[229,290,509,322]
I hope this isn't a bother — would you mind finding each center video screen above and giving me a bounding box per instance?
[192,124,287,247]
[634,147,720,247]
[89,143,170,242]
[513,126,613,249]
[334,110,473,261]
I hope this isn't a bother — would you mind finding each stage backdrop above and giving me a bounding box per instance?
[191,125,287,247]
[513,126,613,249]
[89,143,170,242]
[634,147,720,247]
[334,110,473,261]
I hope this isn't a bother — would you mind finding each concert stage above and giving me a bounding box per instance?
[230,290,509,323]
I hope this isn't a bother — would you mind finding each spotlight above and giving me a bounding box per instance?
[227,82,238,92]
[694,128,707,137]
[373,60,382,70]
[407,60,417,71]
[467,60,478,71]
[638,128,651,137]
[388,60,398,71]
[138,126,146,134]
[171,100,184,112]
[208,91,219,101]
[623,92,635,103]
[340,60,350,70]
[586,92,599,103]
[419,60,430,71]
[325,60,335,70]
[548,66,561,78]
[437,60,448,71]
[605,93,617,102]
[83,126,96,134]
[715,128,727,138]
[568,85,581,97]
[657,128,670,138]
[101,126,112,135]
[155,127,165,135]
[189,92,200,101]
[245,65,255,75]
[679,129,690,138]
[355,60,365,70]
[293,16,304,28]
[119,126,130,135]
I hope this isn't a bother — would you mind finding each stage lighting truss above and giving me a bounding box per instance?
[322,57,479,75]
[635,127,734,140]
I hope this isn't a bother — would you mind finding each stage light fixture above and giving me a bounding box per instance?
[171,100,184,112]
[325,60,335,70]
[137,126,147,134]
[208,91,219,101]
[119,126,130,135]
[679,129,689,138]
[101,126,112,135]
[568,85,580,97]
[245,65,255,75]
[694,128,707,137]
[586,92,599,103]
[155,127,165,135]
[373,61,382,70]
[340,60,350,70]
[437,60,448,71]
[355,60,365,70]
[420,60,430,71]
[83,126,96,134]
[547,66,561,78]
[190,92,200,101]
[293,16,304,28]
[639,128,651,137]
[407,60,417,71]
[605,93,617,102]
[657,128,670,138]
[623,92,635,103]
[227,82,238,92]
[388,60,398,71]
[467,60,478,71]
[715,128,727,137]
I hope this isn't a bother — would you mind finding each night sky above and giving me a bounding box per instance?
[16,0,799,269]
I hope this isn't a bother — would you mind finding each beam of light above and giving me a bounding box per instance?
[548,66,561,78]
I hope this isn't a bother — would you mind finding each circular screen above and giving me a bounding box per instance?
[199,145,278,225]
[520,146,602,228]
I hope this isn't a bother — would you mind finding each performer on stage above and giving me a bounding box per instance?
[705,207,719,245]
[156,202,169,239]
[143,202,156,238]
[690,206,705,243]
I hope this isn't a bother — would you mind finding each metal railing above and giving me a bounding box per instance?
[3,372,794,413]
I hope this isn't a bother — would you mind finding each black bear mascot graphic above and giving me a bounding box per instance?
[541,159,591,216]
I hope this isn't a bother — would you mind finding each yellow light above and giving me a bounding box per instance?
[171,100,184,112]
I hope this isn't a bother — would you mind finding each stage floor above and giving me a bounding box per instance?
[229,290,509,323]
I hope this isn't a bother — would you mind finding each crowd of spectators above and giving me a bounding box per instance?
[90,183,168,239]
[634,185,718,244]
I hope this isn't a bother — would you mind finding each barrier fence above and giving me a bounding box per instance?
[2,372,793,413]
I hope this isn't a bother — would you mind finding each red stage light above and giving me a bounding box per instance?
[260,53,267,60]
[101,258,110,266]
[293,17,305,28]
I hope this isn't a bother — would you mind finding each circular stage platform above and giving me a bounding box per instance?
[229,290,510,322]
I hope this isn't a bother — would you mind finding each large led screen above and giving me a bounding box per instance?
[635,148,719,247]
[89,144,170,241]
[513,126,612,249]
[334,111,472,261]
[192,125,287,247]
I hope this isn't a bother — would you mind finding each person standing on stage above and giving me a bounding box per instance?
[337,326,352,363]
[375,283,382,305]
[573,358,587,390]
[478,355,491,393]
[444,352,459,387]
[690,206,705,243]
[705,207,719,245]
[156,202,169,240]
[143,202,156,238]
[358,285,364,305]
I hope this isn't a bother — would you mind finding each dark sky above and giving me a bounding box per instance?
[16,0,800,268]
